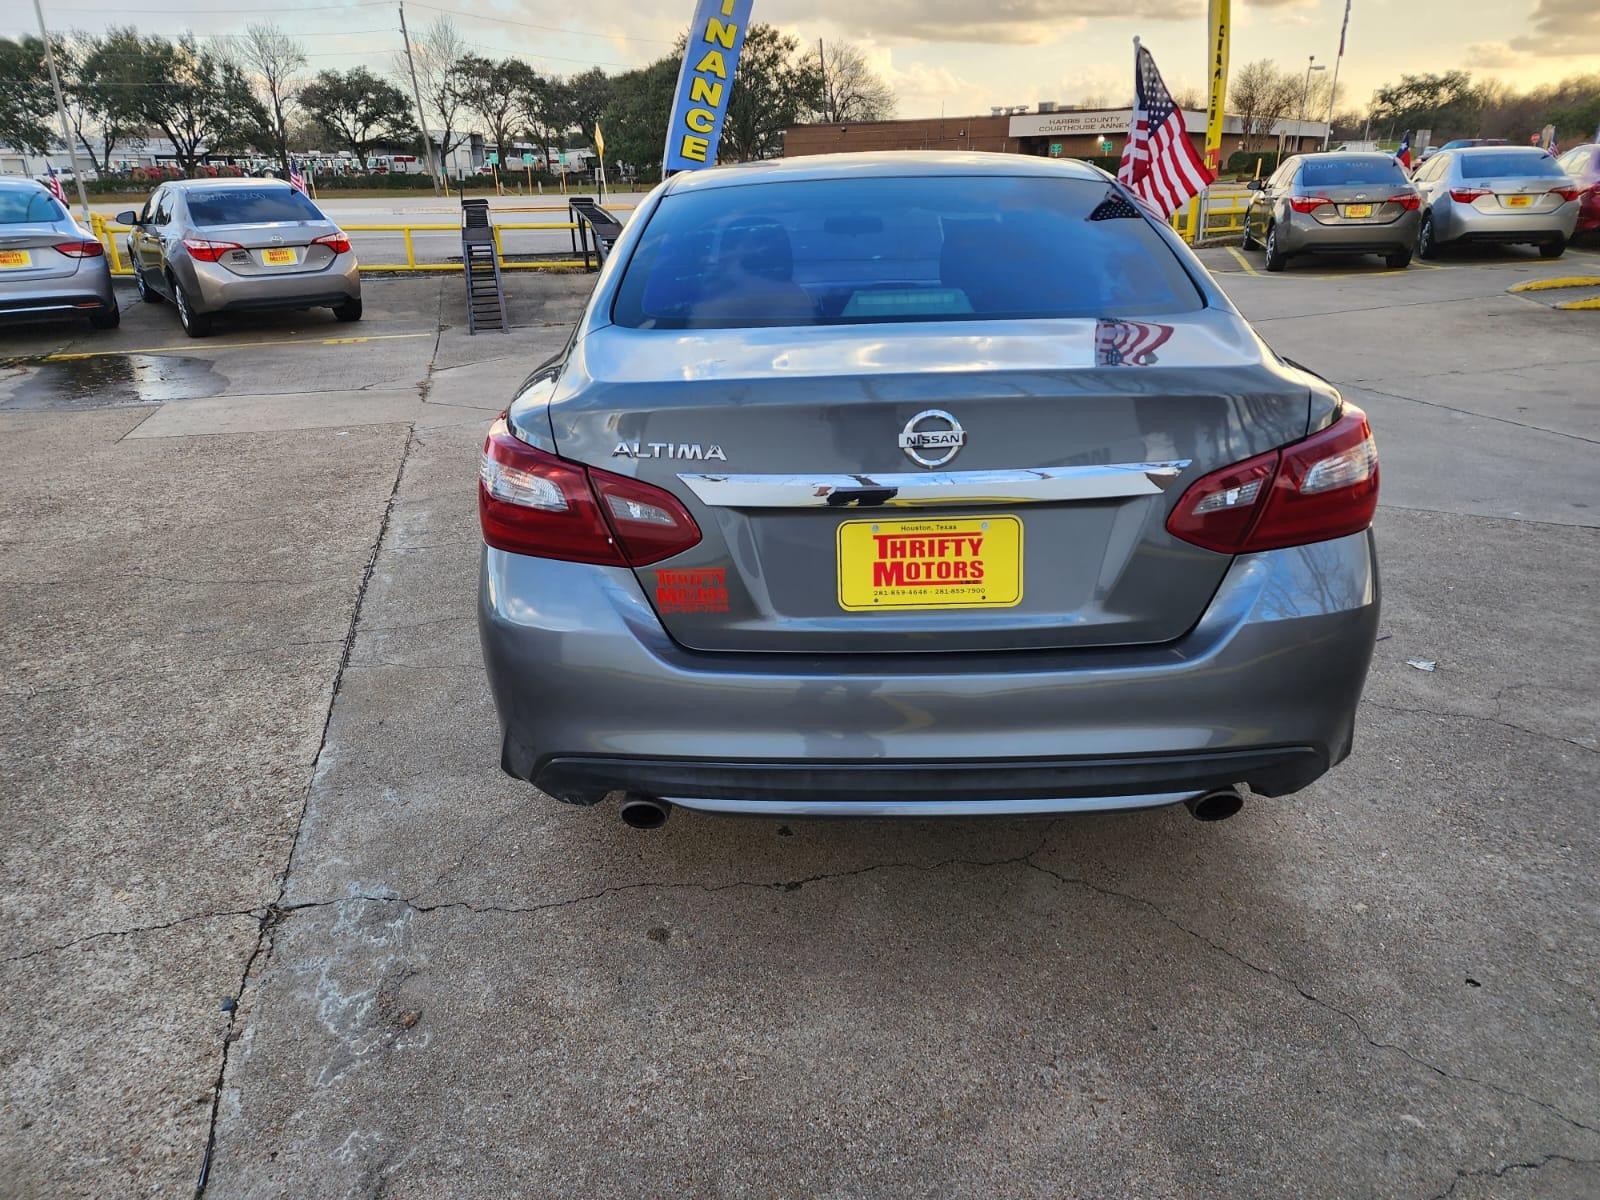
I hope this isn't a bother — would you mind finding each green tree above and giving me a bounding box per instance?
[70,28,150,173]
[457,55,534,163]
[721,24,822,162]
[299,67,416,169]
[1369,71,1484,141]
[127,35,267,174]
[598,53,678,172]
[516,71,569,168]
[0,36,53,156]
[564,67,613,151]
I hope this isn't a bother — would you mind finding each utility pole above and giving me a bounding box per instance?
[31,0,91,222]
[398,0,440,196]
[817,38,831,123]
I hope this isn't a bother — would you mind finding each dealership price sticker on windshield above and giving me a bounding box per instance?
[837,516,1023,611]
[662,0,754,171]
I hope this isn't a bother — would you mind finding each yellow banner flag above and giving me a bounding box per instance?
[1205,0,1230,173]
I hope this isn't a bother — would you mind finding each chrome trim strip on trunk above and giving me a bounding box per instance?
[676,462,1192,508]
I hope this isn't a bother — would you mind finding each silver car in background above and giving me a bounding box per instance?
[478,153,1383,828]
[0,178,118,329]
[118,178,360,337]
[1243,152,1421,271]
[1411,145,1581,259]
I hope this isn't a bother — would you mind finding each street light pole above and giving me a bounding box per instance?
[31,0,92,223]
[1297,57,1324,155]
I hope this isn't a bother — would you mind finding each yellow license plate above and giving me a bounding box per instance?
[1504,194,1533,207]
[261,247,297,265]
[837,516,1023,612]
[1343,203,1373,218]
[0,249,32,269]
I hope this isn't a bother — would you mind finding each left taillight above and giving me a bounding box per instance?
[478,416,701,566]
[1166,405,1379,555]
[181,237,242,263]
[53,239,105,258]
[313,231,351,254]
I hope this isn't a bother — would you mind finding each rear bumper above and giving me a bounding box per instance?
[181,255,360,313]
[1282,211,1418,255]
[1437,201,1579,244]
[479,530,1381,814]
[0,264,116,321]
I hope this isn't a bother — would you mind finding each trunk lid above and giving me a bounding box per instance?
[1309,184,1412,226]
[0,223,82,281]
[199,221,341,277]
[548,311,1314,653]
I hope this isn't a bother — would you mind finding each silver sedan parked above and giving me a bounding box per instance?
[117,178,360,337]
[1411,145,1581,259]
[1243,152,1421,271]
[0,177,118,329]
[478,153,1383,828]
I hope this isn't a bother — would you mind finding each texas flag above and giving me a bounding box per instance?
[1396,131,1412,170]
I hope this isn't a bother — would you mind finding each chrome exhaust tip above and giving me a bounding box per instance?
[1185,788,1244,822]
[619,794,671,830]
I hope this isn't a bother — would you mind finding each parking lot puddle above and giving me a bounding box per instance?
[0,353,221,410]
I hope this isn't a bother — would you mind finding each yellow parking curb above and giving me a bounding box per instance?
[1508,276,1600,292]
[1554,296,1600,310]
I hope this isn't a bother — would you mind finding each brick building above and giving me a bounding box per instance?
[785,107,1330,168]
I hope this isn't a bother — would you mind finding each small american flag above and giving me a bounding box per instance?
[288,160,307,194]
[1116,44,1214,218]
[1096,319,1174,367]
[44,169,67,204]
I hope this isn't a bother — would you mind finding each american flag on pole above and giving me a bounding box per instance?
[1116,42,1214,217]
[44,168,67,204]
[1338,0,1352,57]
[288,160,307,194]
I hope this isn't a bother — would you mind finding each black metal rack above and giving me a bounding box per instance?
[460,198,507,334]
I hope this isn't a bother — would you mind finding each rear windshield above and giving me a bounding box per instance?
[185,187,323,226]
[0,190,66,224]
[1458,153,1564,180]
[612,176,1203,329]
[1299,158,1408,187]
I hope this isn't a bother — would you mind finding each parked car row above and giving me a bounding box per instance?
[0,175,360,337]
[1242,145,1593,271]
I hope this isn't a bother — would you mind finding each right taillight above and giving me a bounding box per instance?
[478,417,701,566]
[1387,192,1421,211]
[1166,406,1379,555]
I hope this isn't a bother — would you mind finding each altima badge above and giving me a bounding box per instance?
[899,410,965,468]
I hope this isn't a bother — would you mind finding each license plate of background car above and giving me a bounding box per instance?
[1503,195,1534,207]
[260,247,297,266]
[1342,203,1373,218]
[836,515,1023,612]
[0,249,32,269]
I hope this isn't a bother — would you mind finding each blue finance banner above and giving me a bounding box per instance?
[662,0,754,172]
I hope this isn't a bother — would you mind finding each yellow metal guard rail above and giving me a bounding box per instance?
[89,213,589,275]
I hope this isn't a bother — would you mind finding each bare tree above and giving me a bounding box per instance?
[1171,85,1205,111]
[240,23,306,172]
[1230,60,1300,151]
[812,40,894,123]
[394,16,467,178]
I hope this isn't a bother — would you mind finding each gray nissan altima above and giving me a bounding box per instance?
[478,152,1381,827]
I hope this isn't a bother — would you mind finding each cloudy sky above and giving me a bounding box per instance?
[9,0,1599,118]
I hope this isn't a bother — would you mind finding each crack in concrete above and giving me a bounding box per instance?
[2,906,263,964]
[1363,699,1597,755]
[1022,859,1600,1141]
[193,420,419,1199]
[1424,1152,1600,1200]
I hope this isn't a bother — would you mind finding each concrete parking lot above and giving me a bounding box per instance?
[2,242,1597,1199]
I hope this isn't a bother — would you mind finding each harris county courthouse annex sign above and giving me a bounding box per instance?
[663,0,755,170]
